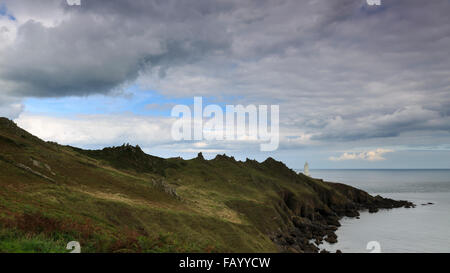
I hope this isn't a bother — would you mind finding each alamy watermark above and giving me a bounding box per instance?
[366,241,382,253]
[171,97,279,151]
[366,0,381,6]
[66,241,81,253]
[66,0,81,6]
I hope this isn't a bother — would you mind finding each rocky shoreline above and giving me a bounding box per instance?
[0,117,417,253]
[271,178,415,253]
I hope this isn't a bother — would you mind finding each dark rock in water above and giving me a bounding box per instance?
[328,225,338,231]
[336,249,342,253]
[345,211,360,217]
[368,207,379,213]
[320,249,330,253]
[324,232,337,244]
[326,216,341,227]
[315,237,322,245]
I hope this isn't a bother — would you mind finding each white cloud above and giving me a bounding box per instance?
[14,113,176,148]
[13,113,313,155]
[329,148,394,161]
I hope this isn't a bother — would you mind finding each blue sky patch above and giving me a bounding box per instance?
[0,4,16,21]
[23,86,238,118]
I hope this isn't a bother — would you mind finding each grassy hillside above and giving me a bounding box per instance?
[0,117,413,253]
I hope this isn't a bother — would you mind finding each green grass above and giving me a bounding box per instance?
[0,230,68,253]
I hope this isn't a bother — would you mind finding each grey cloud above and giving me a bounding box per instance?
[0,0,233,97]
[1,0,450,148]
[0,94,23,119]
[313,106,450,141]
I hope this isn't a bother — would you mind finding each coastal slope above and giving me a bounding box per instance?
[0,117,413,253]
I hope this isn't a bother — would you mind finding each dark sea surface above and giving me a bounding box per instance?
[309,169,450,253]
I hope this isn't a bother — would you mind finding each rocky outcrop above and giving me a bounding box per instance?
[270,180,414,253]
[151,178,182,200]
[72,144,174,176]
[14,163,55,183]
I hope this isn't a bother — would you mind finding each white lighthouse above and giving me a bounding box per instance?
[304,162,310,177]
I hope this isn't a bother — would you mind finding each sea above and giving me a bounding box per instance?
[308,169,450,253]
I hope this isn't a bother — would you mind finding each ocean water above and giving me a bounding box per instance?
[309,169,450,253]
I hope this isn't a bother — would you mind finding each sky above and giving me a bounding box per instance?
[1,0,450,169]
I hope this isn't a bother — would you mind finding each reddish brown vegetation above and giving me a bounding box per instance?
[1,212,100,241]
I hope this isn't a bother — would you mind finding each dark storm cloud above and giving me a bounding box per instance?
[0,0,233,97]
[312,106,450,141]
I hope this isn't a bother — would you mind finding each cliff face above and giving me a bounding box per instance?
[0,118,413,253]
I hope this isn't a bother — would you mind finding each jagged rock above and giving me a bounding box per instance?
[285,236,295,245]
[15,163,55,183]
[315,237,322,245]
[324,232,337,244]
[151,178,182,200]
[287,247,301,253]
